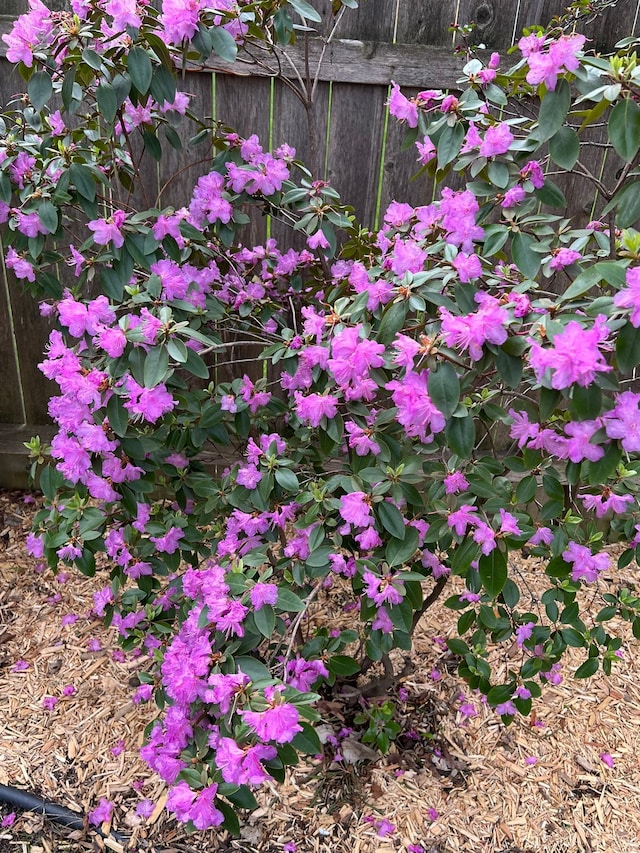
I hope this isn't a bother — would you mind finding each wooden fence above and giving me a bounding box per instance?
[0,0,639,486]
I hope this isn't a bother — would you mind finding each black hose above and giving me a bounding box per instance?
[0,783,129,844]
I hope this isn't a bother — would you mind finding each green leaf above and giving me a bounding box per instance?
[445,415,475,458]
[28,71,52,111]
[217,799,240,836]
[291,723,323,755]
[574,657,599,679]
[494,348,523,388]
[143,345,169,388]
[487,160,509,189]
[127,46,153,95]
[69,163,96,201]
[106,394,128,437]
[609,98,640,161]
[609,181,640,229]
[96,83,118,124]
[288,0,322,22]
[549,126,580,170]
[328,655,360,677]
[537,79,571,143]
[61,67,76,112]
[511,231,541,279]
[437,122,465,169]
[377,299,407,344]
[210,26,239,62]
[377,501,406,539]
[478,548,507,598]
[184,348,210,380]
[385,525,419,567]
[515,475,537,504]
[559,259,626,303]
[534,180,567,208]
[150,65,177,107]
[0,172,11,205]
[38,201,58,234]
[234,656,271,681]
[428,362,460,418]
[253,604,276,638]
[571,383,602,421]
[224,786,259,811]
[616,321,640,372]
[82,48,103,70]
[276,588,306,612]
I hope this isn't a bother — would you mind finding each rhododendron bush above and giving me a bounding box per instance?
[5,0,640,833]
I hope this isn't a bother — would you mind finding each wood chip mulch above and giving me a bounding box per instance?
[1,488,640,853]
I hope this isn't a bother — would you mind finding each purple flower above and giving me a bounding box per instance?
[549,247,582,270]
[89,798,114,826]
[62,684,76,696]
[88,210,126,248]
[294,391,339,427]
[339,491,373,528]
[136,799,155,819]
[495,700,517,716]
[388,81,418,127]
[386,369,446,443]
[600,752,615,768]
[614,266,640,326]
[515,622,535,647]
[375,818,396,837]
[529,316,611,389]
[249,582,278,610]
[562,541,610,583]
[1,813,16,828]
[42,696,58,711]
[149,526,184,555]
[133,684,153,704]
[13,660,29,671]
[440,294,509,360]
[242,696,303,744]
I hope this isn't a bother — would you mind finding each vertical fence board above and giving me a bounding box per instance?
[157,71,213,211]
[215,74,272,247]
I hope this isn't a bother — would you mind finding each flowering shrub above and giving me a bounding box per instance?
[5,0,640,834]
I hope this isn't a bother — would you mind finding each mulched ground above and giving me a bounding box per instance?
[1,488,640,853]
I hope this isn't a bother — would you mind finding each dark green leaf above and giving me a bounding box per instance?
[38,201,58,233]
[494,348,523,388]
[328,655,360,677]
[549,125,580,170]
[377,500,406,539]
[291,723,323,755]
[534,180,567,208]
[143,345,169,388]
[511,231,541,279]
[275,468,299,492]
[385,525,419,567]
[69,163,96,202]
[127,46,153,95]
[570,383,602,420]
[437,122,465,169]
[150,65,177,107]
[28,71,52,111]
[445,415,475,458]
[537,79,571,143]
[253,605,276,638]
[96,83,118,124]
[210,26,239,62]
[428,362,460,418]
[574,657,599,679]
[288,0,322,22]
[609,98,640,162]
[616,321,640,372]
[106,394,128,437]
[478,548,507,598]
[377,300,407,344]
[276,588,306,612]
